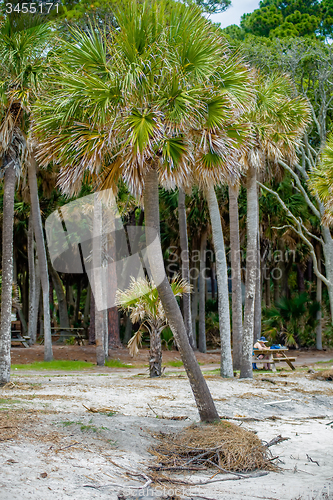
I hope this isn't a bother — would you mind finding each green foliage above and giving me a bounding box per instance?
[11,360,94,370]
[263,292,320,347]
[239,0,332,39]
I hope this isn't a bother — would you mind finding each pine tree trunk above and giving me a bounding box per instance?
[144,168,219,422]
[240,166,258,379]
[123,312,133,344]
[228,184,243,371]
[149,325,162,377]
[28,154,53,361]
[178,188,195,348]
[205,185,233,377]
[0,164,16,385]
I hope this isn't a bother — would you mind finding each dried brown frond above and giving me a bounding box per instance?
[149,421,276,474]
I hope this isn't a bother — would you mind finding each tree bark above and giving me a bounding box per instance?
[178,188,195,348]
[228,184,243,371]
[144,167,219,422]
[0,164,16,385]
[254,231,262,342]
[316,245,322,350]
[89,292,95,344]
[93,193,105,366]
[28,154,53,361]
[47,255,70,335]
[191,246,199,347]
[198,230,207,353]
[205,185,233,377]
[123,312,133,344]
[240,166,258,379]
[149,325,162,377]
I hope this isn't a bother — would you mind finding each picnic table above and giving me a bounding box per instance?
[253,347,296,372]
[49,327,85,345]
[11,330,30,348]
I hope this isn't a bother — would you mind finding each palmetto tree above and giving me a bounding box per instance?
[116,275,191,377]
[33,0,252,420]
[239,72,310,378]
[0,17,53,383]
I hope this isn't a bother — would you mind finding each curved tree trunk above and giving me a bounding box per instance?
[198,230,207,353]
[178,188,195,348]
[240,166,258,379]
[0,164,16,385]
[149,325,162,377]
[144,168,219,422]
[28,154,53,361]
[205,185,233,378]
[228,184,243,371]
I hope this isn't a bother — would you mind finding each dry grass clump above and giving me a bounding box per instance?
[311,369,333,381]
[149,421,275,474]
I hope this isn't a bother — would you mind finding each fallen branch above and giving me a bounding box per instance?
[265,436,290,448]
[306,454,320,466]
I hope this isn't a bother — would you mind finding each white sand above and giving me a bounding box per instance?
[0,368,332,500]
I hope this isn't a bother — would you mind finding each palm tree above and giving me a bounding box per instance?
[117,275,191,377]
[0,17,53,383]
[34,0,234,421]
[240,72,310,379]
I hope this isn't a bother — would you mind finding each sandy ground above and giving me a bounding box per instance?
[9,344,333,368]
[1,349,333,500]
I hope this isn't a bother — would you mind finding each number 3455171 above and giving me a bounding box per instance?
[6,3,59,13]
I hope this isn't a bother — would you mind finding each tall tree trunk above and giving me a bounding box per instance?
[178,188,195,348]
[93,193,105,366]
[264,264,271,308]
[240,166,258,379]
[108,307,120,348]
[89,292,95,344]
[228,184,243,371]
[74,277,81,325]
[198,230,207,353]
[144,168,219,422]
[123,312,133,344]
[84,284,91,328]
[316,245,322,350]
[0,164,16,385]
[191,245,199,346]
[28,154,53,361]
[47,255,70,335]
[150,325,162,377]
[13,254,28,336]
[106,230,121,349]
[321,226,333,323]
[254,231,262,342]
[205,185,233,377]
